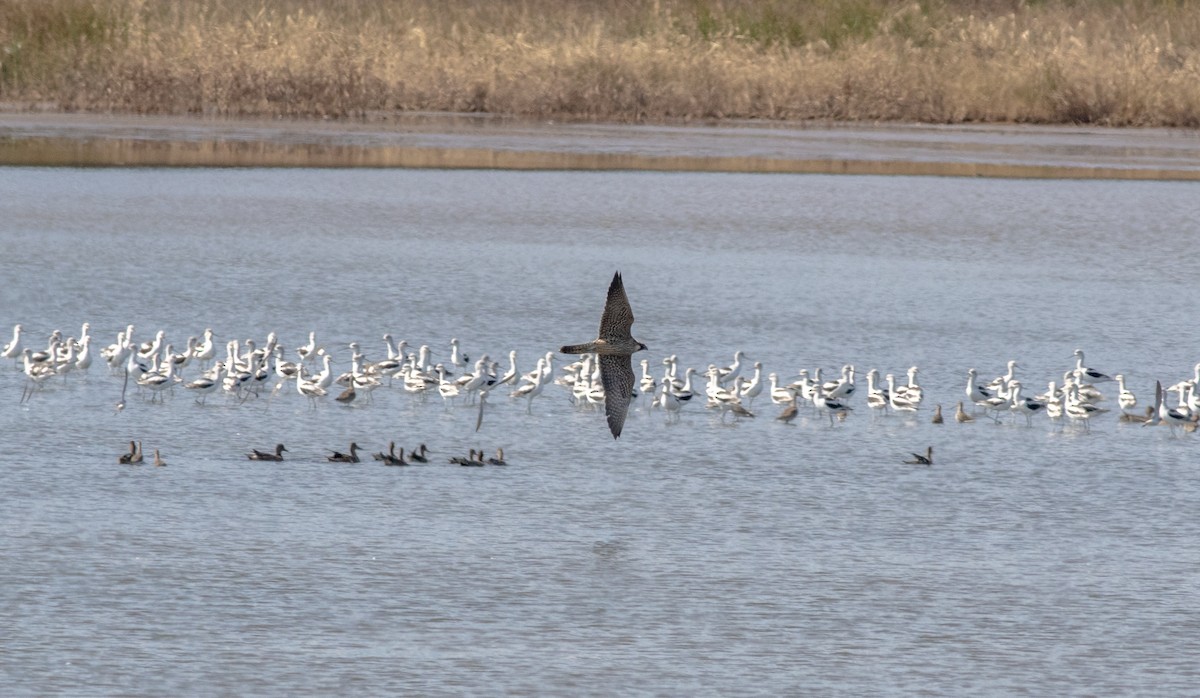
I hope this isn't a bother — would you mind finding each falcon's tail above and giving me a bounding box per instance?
[559,343,595,355]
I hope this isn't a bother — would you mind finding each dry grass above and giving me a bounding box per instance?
[2,0,1200,125]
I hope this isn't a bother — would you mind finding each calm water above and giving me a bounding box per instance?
[2,168,1199,695]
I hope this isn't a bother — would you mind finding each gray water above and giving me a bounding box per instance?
[2,167,1199,696]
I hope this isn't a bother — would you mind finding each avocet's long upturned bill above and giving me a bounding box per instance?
[559,271,648,439]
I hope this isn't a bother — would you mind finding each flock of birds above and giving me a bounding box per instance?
[5,312,1200,467]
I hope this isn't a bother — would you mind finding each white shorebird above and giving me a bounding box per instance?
[184,362,223,404]
[768,372,794,406]
[193,328,216,368]
[1009,380,1046,427]
[1,324,22,360]
[1115,374,1137,414]
[865,369,890,417]
[137,346,178,402]
[1064,382,1109,432]
[716,350,748,387]
[824,364,856,401]
[1072,349,1114,384]
[813,390,852,427]
[895,366,923,405]
[965,368,994,409]
[885,373,919,415]
[740,362,764,408]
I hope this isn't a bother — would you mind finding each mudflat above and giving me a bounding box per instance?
[2,112,1199,179]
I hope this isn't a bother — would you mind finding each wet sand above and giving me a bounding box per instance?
[2,112,1199,179]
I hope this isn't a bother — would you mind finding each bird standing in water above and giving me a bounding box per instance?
[559,272,648,439]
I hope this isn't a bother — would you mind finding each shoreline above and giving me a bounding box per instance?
[3,112,1200,179]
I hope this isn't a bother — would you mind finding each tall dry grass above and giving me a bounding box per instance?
[2,0,1199,125]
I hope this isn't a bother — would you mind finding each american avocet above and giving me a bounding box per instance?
[512,359,548,414]
[1073,349,1114,384]
[137,345,178,402]
[639,359,657,398]
[448,337,468,374]
[813,391,852,427]
[193,329,216,368]
[1,324,22,360]
[1009,380,1046,427]
[1114,374,1137,414]
[885,373,918,415]
[716,350,747,386]
[895,366,923,405]
[965,368,994,409]
[658,383,682,423]
[740,362,764,408]
[184,363,222,404]
[767,372,794,406]
[824,364,856,400]
[903,446,933,465]
[1065,383,1108,432]
[297,370,328,407]
[558,272,647,439]
[494,350,519,388]
[248,444,287,461]
[1145,380,1189,435]
[865,369,889,417]
[74,336,92,372]
[297,331,318,362]
[987,360,1019,394]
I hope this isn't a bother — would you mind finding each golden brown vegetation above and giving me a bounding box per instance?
[2,0,1200,126]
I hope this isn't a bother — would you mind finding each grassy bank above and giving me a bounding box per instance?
[2,0,1199,126]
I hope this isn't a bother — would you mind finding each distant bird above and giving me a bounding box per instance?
[380,444,406,466]
[486,448,507,466]
[248,443,287,461]
[335,380,356,405]
[931,404,944,424]
[409,444,429,463]
[373,441,398,462]
[153,449,167,467]
[559,271,648,439]
[117,440,137,464]
[776,398,799,425]
[1073,349,1114,384]
[1120,406,1155,424]
[954,401,974,423]
[327,442,361,463]
[128,441,144,464]
[451,449,485,466]
[904,446,933,465]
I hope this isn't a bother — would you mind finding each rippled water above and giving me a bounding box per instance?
[2,168,1199,695]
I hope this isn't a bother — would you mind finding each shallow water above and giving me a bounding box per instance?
[2,168,1199,695]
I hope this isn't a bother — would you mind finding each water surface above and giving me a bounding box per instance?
[2,168,1199,695]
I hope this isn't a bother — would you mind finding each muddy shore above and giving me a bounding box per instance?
[2,113,1199,179]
